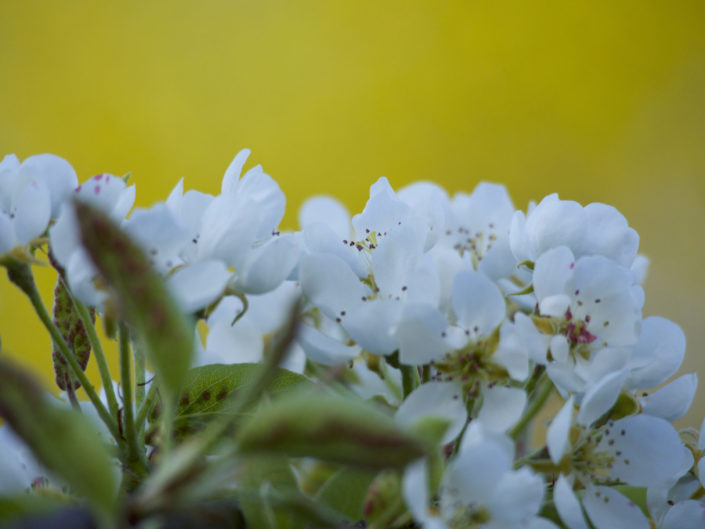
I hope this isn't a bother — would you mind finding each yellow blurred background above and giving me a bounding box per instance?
[0,1,703,427]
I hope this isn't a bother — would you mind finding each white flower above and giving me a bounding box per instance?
[531,247,643,394]
[509,194,640,268]
[395,381,467,445]
[0,153,78,255]
[547,396,691,529]
[299,181,446,362]
[49,173,135,306]
[403,434,557,529]
[165,149,299,310]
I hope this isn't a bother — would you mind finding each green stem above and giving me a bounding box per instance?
[401,364,419,398]
[134,339,147,444]
[134,304,300,513]
[119,323,143,475]
[135,382,159,433]
[70,292,121,422]
[509,375,554,440]
[421,364,431,383]
[7,263,121,442]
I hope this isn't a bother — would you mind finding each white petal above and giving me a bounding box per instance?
[540,294,573,317]
[13,178,50,244]
[576,369,627,426]
[298,196,351,239]
[441,440,511,513]
[630,255,649,285]
[403,459,431,523]
[123,203,189,272]
[236,234,301,294]
[526,195,586,257]
[198,193,259,265]
[395,303,449,365]
[533,246,575,304]
[627,316,686,390]
[297,324,361,365]
[509,210,532,262]
[372,224,423,296]
[581,203,638,267]
[221,148,250,194]
[344,299,402,355]
[168,260,230,313]
[598,415,686,487]
[662,500,705,529]
[395,382,467,445]
[204,317,263,365]
[237,165,286,240]
[0,213,16,254]
[352,177,410,237]
[299,253,366,320]
[547,396,575,465]
[642,373,698,422]
[493,319,531,381]
[451,270,505,338]
[303,222,367,277]
[554,475,590,529]
[19,153,78,218]
[245,281,301,333]
[583,486,649,529]
[699,416,705,450]
[489,467,544,523]
[477,386,526,433]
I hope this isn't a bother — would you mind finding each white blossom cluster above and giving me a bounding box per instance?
[1,151,704,529]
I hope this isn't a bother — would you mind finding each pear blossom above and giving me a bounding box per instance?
[0,153,78,256]
[530,246,643,395]
[403,432,558,529]
[546,395,691,529]
[49,172,136,306]
[509,193,640,268]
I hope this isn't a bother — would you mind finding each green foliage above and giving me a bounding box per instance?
[147,363,313,442]
[51,274,94,391]
[0,358,118,515]
[236,390,428,468]
[315,467,377,523]
[237,456,306,529]
[74,201,194,396]
[0,494,76,524]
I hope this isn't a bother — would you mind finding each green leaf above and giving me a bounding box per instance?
[236,390,428,468]
[74,201,193,395]
[51,274,94,391]
[0,494,76,524]
[315,467,377,523]
[0,358,118,515]
[237,456,305,529]
[147,363,313,441]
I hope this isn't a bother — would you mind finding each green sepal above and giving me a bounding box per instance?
[73,200,194,396]
[235,390,428,468]
[146,363,313,443]
[607,391,641,421]
[0,358,118,515]
[614,485,649,516]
